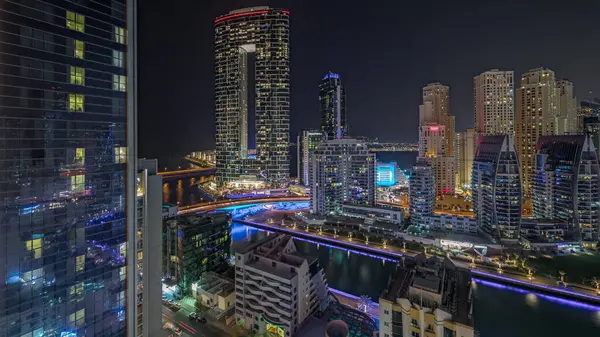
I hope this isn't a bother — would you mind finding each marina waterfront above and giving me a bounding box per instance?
[225,202,600,336]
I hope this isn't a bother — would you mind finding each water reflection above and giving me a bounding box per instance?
[525,293,539,308]
[162,179,203,206]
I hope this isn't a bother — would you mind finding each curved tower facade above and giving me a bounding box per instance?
[472,135,522,242]
[214,7,290,185]
[533,135,600,247]
[319,72,347,140]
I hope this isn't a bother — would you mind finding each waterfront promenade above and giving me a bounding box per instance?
[237,216,600,305]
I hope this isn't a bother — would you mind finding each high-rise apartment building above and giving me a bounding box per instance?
[297,130,323,186]
[409,159,436,226]
[234,235,330,337]
[472,136,522,243]
[379,254,474,337]
[533,135,600,247]
[457,128,476,188]
[584,116,600,160]
[320,72,347,140]
[310,139,376,215]
[0,1,137,336]
[516,68,560,195]
[215,7,290,185]
[423,83,454,156]
[419,83,456,195]
[473,69,514,137]
[556,79,577,134]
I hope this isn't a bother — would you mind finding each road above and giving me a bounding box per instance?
[161,304,228,337]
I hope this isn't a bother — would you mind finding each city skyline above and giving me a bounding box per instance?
[138,0,600,160]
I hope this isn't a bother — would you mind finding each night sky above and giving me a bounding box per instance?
[138,0,600,160]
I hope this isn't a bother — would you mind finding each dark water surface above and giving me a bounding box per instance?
[229,219,600,336]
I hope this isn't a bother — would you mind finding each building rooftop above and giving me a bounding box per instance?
[381,254,473,327]
[194,272,234,297]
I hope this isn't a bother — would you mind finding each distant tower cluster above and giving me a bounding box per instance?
[214,7,291,186]
[320,71,347,140]
[418,83,456,195]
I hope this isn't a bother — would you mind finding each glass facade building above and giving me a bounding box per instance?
[0,1,135,336]
[214,7,290,186]
[408,159,435,226]
[533,135,600,247]
[296,129,322,187]
[472,135,522,242]
[310,139,375,216]
[319,71,346,140]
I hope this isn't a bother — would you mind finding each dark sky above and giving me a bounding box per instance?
[138,0,600,160]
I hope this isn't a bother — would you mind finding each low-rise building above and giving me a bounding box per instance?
[379,254,474,337]
[192,272,235,314]
[164,212,231,293]
[341,204,404,225]
[520,218,573,246]
[423,213,477,234]
[235,235,330,337]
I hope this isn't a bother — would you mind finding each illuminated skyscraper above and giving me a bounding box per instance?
[310,139,376,215]
[214,7,291,186]
[297,130,323,186]
[419,83,456,195]
[472,135,522,243]
[533,135,600,247]
[320,72,347,140]
[409,159,436,226]
[473,69,514,137]
[0,1,139,336]
[516,68,560,195]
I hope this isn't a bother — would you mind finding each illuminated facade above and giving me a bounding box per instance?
[473,69,514,136]
[419,83,456,195]
[516,68,559,195]
[556,79,578,135]
[214,7,290,185]
[472,135,522,242]
[457,128,476,188]
[379,255,474,337]
[0,1,137,336]
[320,72,347,140]
[164,212,231,292]
[310,139,376,215]
[234,235,329,337]
[533,135,600,247]
[409,159,436,226]
[377,162,397,186]
[297,129,323,186]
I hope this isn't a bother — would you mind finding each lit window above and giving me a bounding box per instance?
[70,174,85,193]
[68,94,84,112]
[70,66,85,85]
[26,238,43,259]
[113,50,124,67]
[114,146,127,163]
[75,148,85,165]
[69,308,85,327]
[69,282,84,298]
[66,11,85,32]
[119,266,126,281]
[74,40,84,59]
[113,74,126,91]
[76,255,85,272]
[114,26,126,44]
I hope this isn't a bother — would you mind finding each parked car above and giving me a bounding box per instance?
[188,312,198,320]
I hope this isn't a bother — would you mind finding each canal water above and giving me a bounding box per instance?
[228,211,600,336]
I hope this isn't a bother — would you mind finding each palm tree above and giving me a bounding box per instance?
[358,295,372,313]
